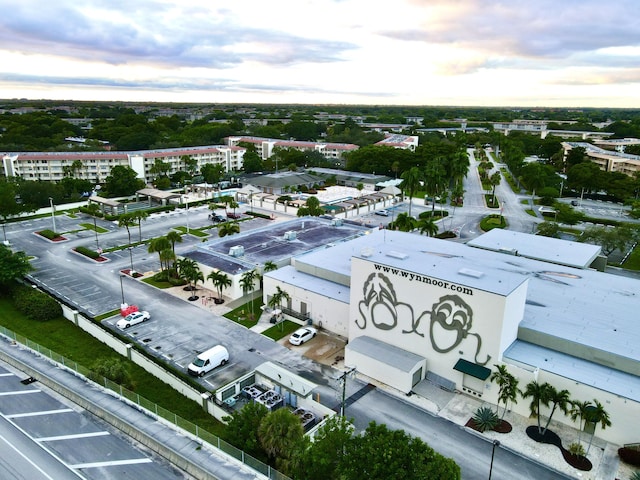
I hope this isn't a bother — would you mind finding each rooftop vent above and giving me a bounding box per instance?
[228,245,245,257]
[360,247,374,258]
[284,231,297,241]
[458,268,484,279]
[386,250,408,260]
[331,218,343,226]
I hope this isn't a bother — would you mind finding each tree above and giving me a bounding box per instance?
[207,270,232,302]
[165,230,182,255]
[0,178,31,221]
[184,265,204,301]
[389,212,416,232]
[522,381,552,434]
[267,285,290,311]
[118,213,137,245]
[424,157,447,214]
[201,163,225,185]
[258,407,305,474]
[0,244,33,287]
[293,415,354,480]
[263,261,278,273]
[579,225,637,256]
[134,210,149,242]
[585,399,611,455]
[222,401,269,461]
[400,167,423,217]
[541,386,571,435]
[297,195,324,217]
[103,165,145,197]
[147,236,172,271]
[490,171,502,205]
[569,399,593,446]
[536,221,561,238]
[490,364,511,415]
[337,421,460,480]
[416,216,438,237]
[218,221,240,237]
[239,269,260,316]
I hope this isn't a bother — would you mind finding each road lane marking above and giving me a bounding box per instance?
[7,408,74,418]
[69,458,153,468]
[38,431,110,442]
[0,389,41,396]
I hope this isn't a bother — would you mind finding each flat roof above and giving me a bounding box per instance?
[467,229,601,269]
[504,341,640,403]
[348,336,425,373]
[267,266,350,304]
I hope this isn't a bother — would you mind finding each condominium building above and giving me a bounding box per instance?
[2,145,245,184]
[225,136,358,161]
[563,141,640,177]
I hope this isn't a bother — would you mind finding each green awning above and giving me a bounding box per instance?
[453,359,491,380]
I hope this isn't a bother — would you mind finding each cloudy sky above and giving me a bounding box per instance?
[1,0,639,107]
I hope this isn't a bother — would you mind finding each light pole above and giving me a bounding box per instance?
[488,440,500,480]
[338,366,356,417]
[49,197,57,233]
[119,273,126,306]
[128,246,134,276]
[183,195,190,234]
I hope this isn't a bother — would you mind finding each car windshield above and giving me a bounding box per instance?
[192,358,205,367]
[292,333,301,338]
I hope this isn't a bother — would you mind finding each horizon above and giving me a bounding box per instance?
[2,1,639,108]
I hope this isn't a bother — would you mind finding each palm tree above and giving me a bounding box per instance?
[159,248,175,273]
[165,230,182,255]
[176,257,199,291]
[185,265,204,301]
[134,210,149,242]
[416,216,438,237]
[85,202,101,251]
[207,270,232,302]
[390,212,416,232]
[118,212,137,245]
[541,386,571,435]
[239,269,260,316]
[400,167,422,217]
[490,171,502,206]
[263,261,277,273]
[268,286,290,312]
[490,364,511,415]
[522,381,552,434]
[585,399,611,455]
[499,376,520,421]
[218,221,240,237]
[258,408,304,473]
[569,399,593,445]
[147,236,172,271]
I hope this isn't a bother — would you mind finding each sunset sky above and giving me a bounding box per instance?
[1,0,639,107]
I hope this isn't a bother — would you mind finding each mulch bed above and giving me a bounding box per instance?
[121,269,143,278]
[35,231,67,242]
[526,425,592,471]
[465,418,513,434]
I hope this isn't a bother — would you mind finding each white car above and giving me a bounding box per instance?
[289,327,317,346]
[116,311,150,329]
[375,209,389,216]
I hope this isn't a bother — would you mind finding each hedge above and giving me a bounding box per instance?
[13,286,63,321]
[38,229,58,239]
[75,246,100,259]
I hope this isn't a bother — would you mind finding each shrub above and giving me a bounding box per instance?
[75,246,100,259]
[418,210,449,219]
[13,286,63,321]
[630,471,640,480]
[38,229,58,239]
[245,211,272,220]
[472,406,499,432]
[88,358,133,389]
[168,276,187,286]
[568,442,586,457]
[619,446,640,467]
[153,270,169,282]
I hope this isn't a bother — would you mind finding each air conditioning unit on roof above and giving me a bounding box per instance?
[228,245,244,257]
[284,231,297,241]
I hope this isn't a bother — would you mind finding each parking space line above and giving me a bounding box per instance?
[38,431,110,442]
[0,389,41,396]
[69,458,153,468]
[0,432,56,480]
[7,408,74,419]
[0,373,13,377]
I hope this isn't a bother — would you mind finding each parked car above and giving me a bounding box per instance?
[209,213,226,223]
[375,209,389,216]
[289,327,317,346]
[187,345,229,377]
[227,212,241,219]
[116,310,150,329]
[571,200,579,206]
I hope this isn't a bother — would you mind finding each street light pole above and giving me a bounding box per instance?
[183,195,190,234]
[488,440,500,480]
[128,247,134,275]
[119,273,126,306]
[49,197,57,233]
[338,366,356,417]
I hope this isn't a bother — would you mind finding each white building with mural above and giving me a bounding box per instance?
[263,228,639,447]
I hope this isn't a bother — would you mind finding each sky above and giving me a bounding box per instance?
[1,0,640,108]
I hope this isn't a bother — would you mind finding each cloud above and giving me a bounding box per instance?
[382,0,640,66]
[0,1,356,69]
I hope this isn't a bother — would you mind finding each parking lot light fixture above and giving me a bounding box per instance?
[49,197,57,233]
[119,273,126,307]
[128,246,134,275]
[488,439,500,480]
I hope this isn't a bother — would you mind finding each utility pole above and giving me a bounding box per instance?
[338,366,356,417]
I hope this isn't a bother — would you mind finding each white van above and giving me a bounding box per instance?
[187,345,229,377]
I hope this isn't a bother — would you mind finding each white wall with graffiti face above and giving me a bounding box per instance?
[349,257,526,390]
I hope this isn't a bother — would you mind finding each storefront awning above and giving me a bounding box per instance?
[453,359,491,380]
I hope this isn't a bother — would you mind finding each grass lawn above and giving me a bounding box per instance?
[526,209,537,217]
[622,243,640,270]
[480,214,507,231]
[79,222,109,233]
[142,276,174,289]
[173,226,209,237]
[224,298,263,328]
[0,296,224,436]
[261,320,300,341]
